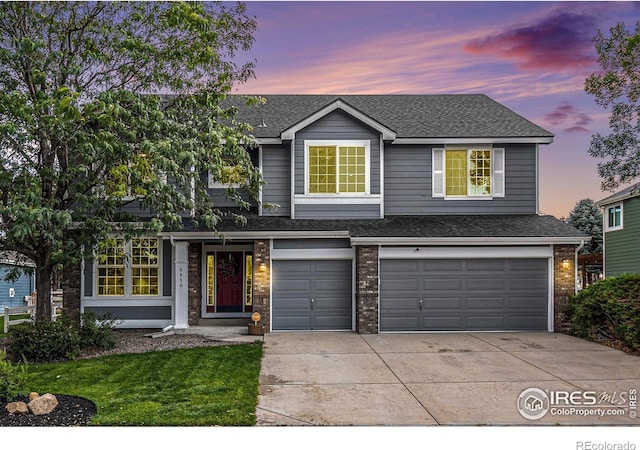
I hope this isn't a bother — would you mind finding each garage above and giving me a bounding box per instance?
[380,258,549,332]
[272,259,353,331]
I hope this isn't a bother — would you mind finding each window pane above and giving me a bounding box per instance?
[469,150,491,196]
[338,146,365,193]
[309,146,337,193]
[131,238,159,296]
[97,238,125,296]
[446,150,467,196]
[609,206,621,227]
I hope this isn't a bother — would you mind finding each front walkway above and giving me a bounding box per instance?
[255,332,640,426]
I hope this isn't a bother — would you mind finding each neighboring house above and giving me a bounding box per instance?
[63,94,588,333]
[0,253,35,310]
[596,181,640,277]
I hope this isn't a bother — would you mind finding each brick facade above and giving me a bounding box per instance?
[187,243,202,326]
[553,244,578,333]
[62,263,81,322]
[355,245,379,334]
[252,239,271,332]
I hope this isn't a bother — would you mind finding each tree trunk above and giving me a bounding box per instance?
[35,264,52,322]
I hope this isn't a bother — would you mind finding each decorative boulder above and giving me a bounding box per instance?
[28,393,58,415]
[6,401,29,415]
[29,392,40,402]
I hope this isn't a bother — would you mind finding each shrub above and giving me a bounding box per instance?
[8,311,121,362]
[8,315,81,362]
[78,311,120,350]
[569,273,640,351]
[0,349,28,402]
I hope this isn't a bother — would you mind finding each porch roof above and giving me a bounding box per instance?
[165,214,588,245]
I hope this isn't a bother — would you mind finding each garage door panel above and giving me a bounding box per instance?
[424,278,462,290]
[465,296,505,309]
[422,316,462,330]
[272,260,352,331]
[467,260,505,271]
[380,257,548,332]
[466,278,504,290]
[466,316,506,330]
[422,260,462,271]
[424,297,462,309]
[508,296,548,309]
[509,315,547,330]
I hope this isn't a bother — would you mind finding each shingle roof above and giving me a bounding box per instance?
[180,214,587,241]
[597,181,640,206]
[223,94,554,140]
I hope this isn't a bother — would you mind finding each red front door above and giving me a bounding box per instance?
[215,252,244,313]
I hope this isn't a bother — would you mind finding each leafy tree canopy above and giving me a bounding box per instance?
[0,1,262,321]
[585,21,640,191]
[566,199,603,254]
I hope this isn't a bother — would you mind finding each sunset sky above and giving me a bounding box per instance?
[233,0,640,219]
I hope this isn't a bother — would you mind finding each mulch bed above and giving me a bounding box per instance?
[0,394,96,426]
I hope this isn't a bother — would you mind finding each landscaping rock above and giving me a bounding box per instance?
[29,392,39,402]
[28,394,58,415]
[6,401,29,415]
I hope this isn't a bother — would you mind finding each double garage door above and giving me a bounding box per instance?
[272,260,352,331]
[380,258,549,332]
[271,257,549,332]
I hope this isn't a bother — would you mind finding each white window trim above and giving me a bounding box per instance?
[95,237,163,299]
[432,147,504,199]
[304,140,371,196]
[605,202,623,232]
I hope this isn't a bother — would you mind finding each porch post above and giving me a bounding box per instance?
[174,241,189,330]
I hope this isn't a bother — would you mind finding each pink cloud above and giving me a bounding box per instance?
[543,103,593,133]
[464,12,597,72]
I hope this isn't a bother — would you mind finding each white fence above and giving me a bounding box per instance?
[2,290,63,333]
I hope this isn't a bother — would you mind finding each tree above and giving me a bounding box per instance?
[0,2,262,322]
[566,199,603,254]
[585,21,640,191]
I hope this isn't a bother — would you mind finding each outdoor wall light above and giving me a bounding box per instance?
[562,259,571,269]
[259,262,267,272]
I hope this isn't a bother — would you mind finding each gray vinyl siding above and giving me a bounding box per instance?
[295,110,381,195]
[261,144,291,216]
[273,238,351,249]
[384,144,538,215]
[605,197,640,276]
[295,203,380,219]
[84,306,172,320]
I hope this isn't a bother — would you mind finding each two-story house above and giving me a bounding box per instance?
[63,94,588,334]
[597,181,640,277]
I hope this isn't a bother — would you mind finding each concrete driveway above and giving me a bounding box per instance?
[255,332,640,426]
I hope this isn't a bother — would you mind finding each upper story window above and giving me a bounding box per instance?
[433,147,504,199]
[97,237,160,297]
[305,141,369,195]
[605,203,623,231]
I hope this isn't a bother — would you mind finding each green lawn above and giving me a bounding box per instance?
[26,343,263,426]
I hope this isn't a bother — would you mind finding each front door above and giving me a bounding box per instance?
[215,252,244,312]
[205,250,253,315]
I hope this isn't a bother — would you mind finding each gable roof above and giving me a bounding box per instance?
[224,94,554,143]
[597,181,640,206]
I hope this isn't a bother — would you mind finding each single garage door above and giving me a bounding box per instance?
[272,260,352,330]
[380,258,548,332]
